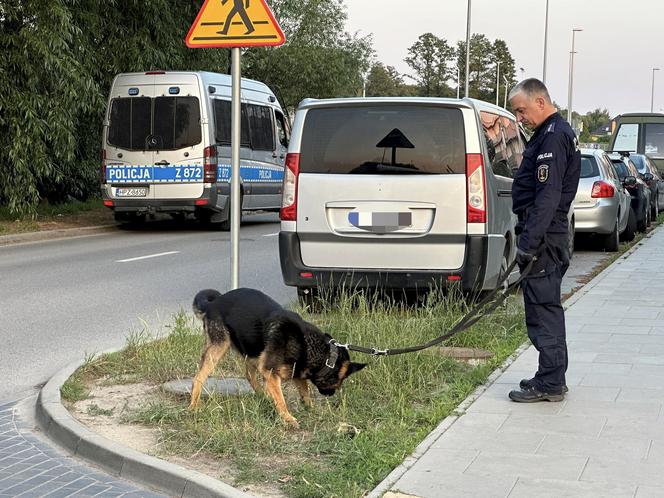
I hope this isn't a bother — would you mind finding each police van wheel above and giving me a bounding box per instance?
[219,193,244,232]
[114,212,145,227]
[567,217,575,259]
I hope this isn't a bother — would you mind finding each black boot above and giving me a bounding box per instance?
[509,386,564,403]
[520,377,568,393]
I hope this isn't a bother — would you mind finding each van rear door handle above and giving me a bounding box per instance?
[155,160,170,166]
[498,190,512,197]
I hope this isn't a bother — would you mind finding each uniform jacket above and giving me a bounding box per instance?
[512,112,581,253]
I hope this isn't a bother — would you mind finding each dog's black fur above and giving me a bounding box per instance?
[191,287,366,427]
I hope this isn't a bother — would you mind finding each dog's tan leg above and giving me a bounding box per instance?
[190,342,229,409]
[262,371,299,428]
[245,358,262,393]
[293,378,312,407]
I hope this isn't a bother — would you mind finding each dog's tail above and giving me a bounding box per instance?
[193,289,223,319]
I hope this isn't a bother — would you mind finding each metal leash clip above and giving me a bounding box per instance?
[370,347,389,356]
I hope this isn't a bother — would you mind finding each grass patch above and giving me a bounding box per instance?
[0,197,113,235]
[68,291,526,497]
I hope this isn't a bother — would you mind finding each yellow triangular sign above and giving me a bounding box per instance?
[186,0,285,48]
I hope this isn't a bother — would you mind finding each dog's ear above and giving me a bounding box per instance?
[345,362,367,377]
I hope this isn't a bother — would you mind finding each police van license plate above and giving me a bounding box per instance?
[115,187,148,197]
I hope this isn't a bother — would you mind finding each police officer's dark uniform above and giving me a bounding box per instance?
[510,112,581,402]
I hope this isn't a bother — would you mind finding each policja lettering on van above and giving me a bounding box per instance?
[107,166,152,182]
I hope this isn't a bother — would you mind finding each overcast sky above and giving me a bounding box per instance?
[345,0,664,117]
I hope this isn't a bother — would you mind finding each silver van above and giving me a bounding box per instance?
[278,97,525,298]
[101,71,289,228]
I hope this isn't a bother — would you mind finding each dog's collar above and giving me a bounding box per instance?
[324,339,347,370]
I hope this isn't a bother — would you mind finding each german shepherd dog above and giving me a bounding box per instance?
[191,288,366,428]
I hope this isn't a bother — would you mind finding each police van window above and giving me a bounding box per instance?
[645,123,664,157]
[300,105,465,175]
[580,156,599,178]
[246,104,274,151]
[213,99,250,147]
[480,112,511,178]
[108,97,151,150]
[153,97,202,150]
[613,124,638,152]
[275,110,289,148]
[107,97,201,151]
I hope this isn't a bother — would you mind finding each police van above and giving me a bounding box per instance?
[101,71,289,228]
[279,97,525,299]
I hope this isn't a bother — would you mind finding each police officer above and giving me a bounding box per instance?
[508,78,581,403]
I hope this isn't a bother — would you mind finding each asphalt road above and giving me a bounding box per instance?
[0,215,610,401]
[0,213,294,400]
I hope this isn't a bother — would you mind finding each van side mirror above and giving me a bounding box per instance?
[643,173,654,183]
[623,175,637,188]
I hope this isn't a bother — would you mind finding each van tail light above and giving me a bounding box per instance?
[203,145,218,183]
[101,149,107,184]
[591,180,615,198]
[466,153,486,223]
[280,153,300,221]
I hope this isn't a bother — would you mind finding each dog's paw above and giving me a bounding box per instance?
[188,401,201,411]
[283,416,300,429]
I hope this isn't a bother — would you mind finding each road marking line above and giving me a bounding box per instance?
[116,251,180,263]
[263,232,280,237]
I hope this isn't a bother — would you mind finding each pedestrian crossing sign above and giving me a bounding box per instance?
[185,0,285,48]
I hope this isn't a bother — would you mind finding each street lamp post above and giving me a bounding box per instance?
[567,28,583,128]
[651,68,660,112]
[495,61,501,106]
[464,0,471,97]
[543,0,550,84]
[503,75,509,108]
[457,66,460,99]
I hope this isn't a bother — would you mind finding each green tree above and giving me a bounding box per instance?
[365,63,405,97]
[582,108,611,136]
[405,33,455,97]
[244,0,372,110]
[456,34,516,103]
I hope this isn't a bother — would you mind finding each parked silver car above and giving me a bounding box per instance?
[574,149,633,250]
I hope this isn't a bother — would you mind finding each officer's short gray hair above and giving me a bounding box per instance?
[509,78,552,104]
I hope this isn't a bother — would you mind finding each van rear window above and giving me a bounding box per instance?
[299,105,466,174]
[107,96,201,151]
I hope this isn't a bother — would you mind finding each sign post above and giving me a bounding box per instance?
[186,0,285,289]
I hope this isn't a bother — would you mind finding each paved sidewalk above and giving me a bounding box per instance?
[0,397,164,497]
[374,228,664,498]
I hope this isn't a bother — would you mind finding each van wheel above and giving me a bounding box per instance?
[497,246,510,292]
[620,207,637,242]
[651,196,659,220]
[219,193,244,232]
[638,204,648,232]
[603,218,620,252]
[297,287,319,311]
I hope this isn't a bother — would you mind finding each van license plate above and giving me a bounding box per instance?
[115,187,148,197]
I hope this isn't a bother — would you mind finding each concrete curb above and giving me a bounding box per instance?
[0,225,118,246]
[37,356,255,498]
[366,227,663,498]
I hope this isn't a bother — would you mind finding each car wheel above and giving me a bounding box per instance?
[567,216,575,259]
[620,207,637,242]
[637,203,648,232]
[652,196,659,221]
[497,246,510,292]
[603,218,620,252]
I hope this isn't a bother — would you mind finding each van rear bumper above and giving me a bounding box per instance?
[279,232,488,292]
[102,187,226,214]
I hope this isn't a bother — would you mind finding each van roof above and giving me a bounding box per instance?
[296,97,517,119]
[113,71,276,99]
[615,112,664,119]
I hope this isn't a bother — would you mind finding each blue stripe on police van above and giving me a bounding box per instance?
[106,164,284,183]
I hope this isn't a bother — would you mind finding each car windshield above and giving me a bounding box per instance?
[580,156,600,178]
[299,105,466,174]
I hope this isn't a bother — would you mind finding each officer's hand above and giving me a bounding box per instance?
[516,248,535,267]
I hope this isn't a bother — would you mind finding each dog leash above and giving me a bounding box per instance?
[329,257,536,357]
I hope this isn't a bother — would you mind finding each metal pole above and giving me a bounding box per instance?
[495,61,501,106]
[456,67,460,99]
[503,75,509,108]
[230,47,241,290]
[543,0,550,84]
[464,0,471,97]
[567,28,582,127]
[651,68,660,112]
